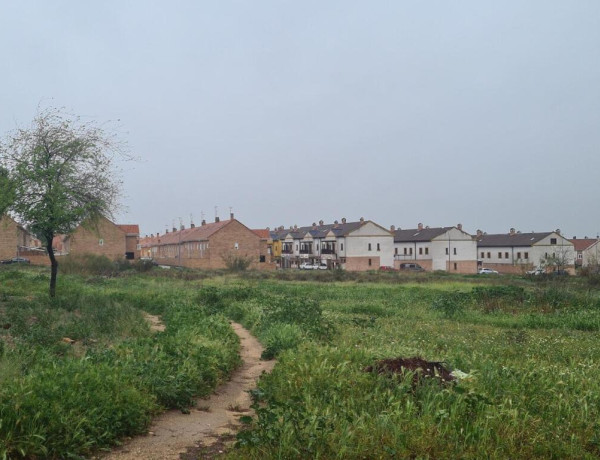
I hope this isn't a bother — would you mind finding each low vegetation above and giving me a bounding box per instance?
[0,266,240,459]
[2,264,600,459]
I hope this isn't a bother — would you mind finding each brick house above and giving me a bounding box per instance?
[393,223,477,273]
[477,229,575,274]
[63,216,139,260]
[147,216,273,270]
[0,214,43,261]
[270,218,394,271]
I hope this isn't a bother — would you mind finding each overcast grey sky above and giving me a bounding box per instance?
[1,1,599,237]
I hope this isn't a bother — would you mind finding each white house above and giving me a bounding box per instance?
[477,229,575,274]
[271,218,393,270]
[393,223,477,273]
[570,237,600,268]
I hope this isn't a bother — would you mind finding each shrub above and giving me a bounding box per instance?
[430,291,469,318]
[261,323,304,360]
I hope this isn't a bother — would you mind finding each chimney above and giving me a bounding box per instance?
[294,224,297,230]
[425,225,430,229]
[166,229,169,233]
[457,223,462,231]
[319,220,324,226]
[215,216,220,223]
[172,226,177,233]
[180,224,185,230]
[476,229,483,238]
[360,217,365,223]
[334,220,338,224]
[190,223,195,229]
[555,228,561,235]
[341,217,347,224]
[201,219,206,226]
[390,225,395,232]
[509,228,516,235]
[230,212,234,220]
[312,222,317,230]
[417,223,423,231]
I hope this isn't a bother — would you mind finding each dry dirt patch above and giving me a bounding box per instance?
[101,322,274,460]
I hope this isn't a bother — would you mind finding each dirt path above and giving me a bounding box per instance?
[101,322,275,460]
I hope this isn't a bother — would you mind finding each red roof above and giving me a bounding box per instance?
[154,219,232,246]
[570,239,598,252]
[117,224,140,235]
[252,229,271,239]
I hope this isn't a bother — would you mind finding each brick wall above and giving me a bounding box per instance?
[69,216,126,260]
[0,216,18,261]
[445,260,478,274]
[124,235,139,259]
[152,220,276,271]
[345,256,380,271]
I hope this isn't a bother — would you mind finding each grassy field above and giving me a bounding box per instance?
[1,264,600,459]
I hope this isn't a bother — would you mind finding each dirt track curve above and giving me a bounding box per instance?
[101,321,275,460]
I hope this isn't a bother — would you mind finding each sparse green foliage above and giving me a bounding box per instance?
[0,107,128,296]
[221,252,254,272]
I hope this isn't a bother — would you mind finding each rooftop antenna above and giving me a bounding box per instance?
[200,211,205,221]
[214,206,218,219]
[190,213,194,226]
[179,217,183,230]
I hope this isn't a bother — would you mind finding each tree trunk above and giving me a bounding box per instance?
[46,237,58,298]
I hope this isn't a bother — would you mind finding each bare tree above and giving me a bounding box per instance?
[0,108,128,296]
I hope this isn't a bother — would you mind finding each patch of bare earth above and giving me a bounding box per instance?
[100,321,274,460]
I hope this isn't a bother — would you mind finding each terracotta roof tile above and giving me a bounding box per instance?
[252,229,271,239]
[154,219,232,246]
[117,224,140,235]
[570,239,599,252]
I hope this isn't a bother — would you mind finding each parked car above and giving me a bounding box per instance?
[379,266,398,272]
[526,268,545,276]
[1,257,30,265]
[399,263,424,272]
[478,267,498,274]
[316,263,328,270]
[299,262,315,270]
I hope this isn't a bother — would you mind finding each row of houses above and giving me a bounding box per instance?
[3,212,598,274]
[0,215,140,264]
[267,218,588,274]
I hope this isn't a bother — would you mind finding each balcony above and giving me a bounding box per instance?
[300,249,313,254]
[321,248,336,254]
[282,248,294,254]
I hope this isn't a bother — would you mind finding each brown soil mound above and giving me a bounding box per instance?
[365,357,455,384]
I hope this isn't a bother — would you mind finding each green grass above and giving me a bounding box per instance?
[0,265,240,459]
[2,265,600,459]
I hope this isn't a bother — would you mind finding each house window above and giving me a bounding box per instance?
[453,248,457,255]
[341,243,344,251]
[404,248,407,255]
[517,252,521,259]
[481,252,485,258]
[136,244,141,250]
[99,239,104,246]
[125,252,134,260]
[377,243,380,251]
[234,242,239,250]
[454,263,457,270]
[368,243,372,251]
[419,247,423,255]
[425,248,429,255]
[259,255,266,263]
[394,247,398,255]
[445,248,448,255]
[487,252,491,258]
[296,244,298,251]
[550,238,557,245]
[368,258,372,266]
[498,252,502,259]
[578,253,583,259]
[525,252,529,259]
[409,248,413,255]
